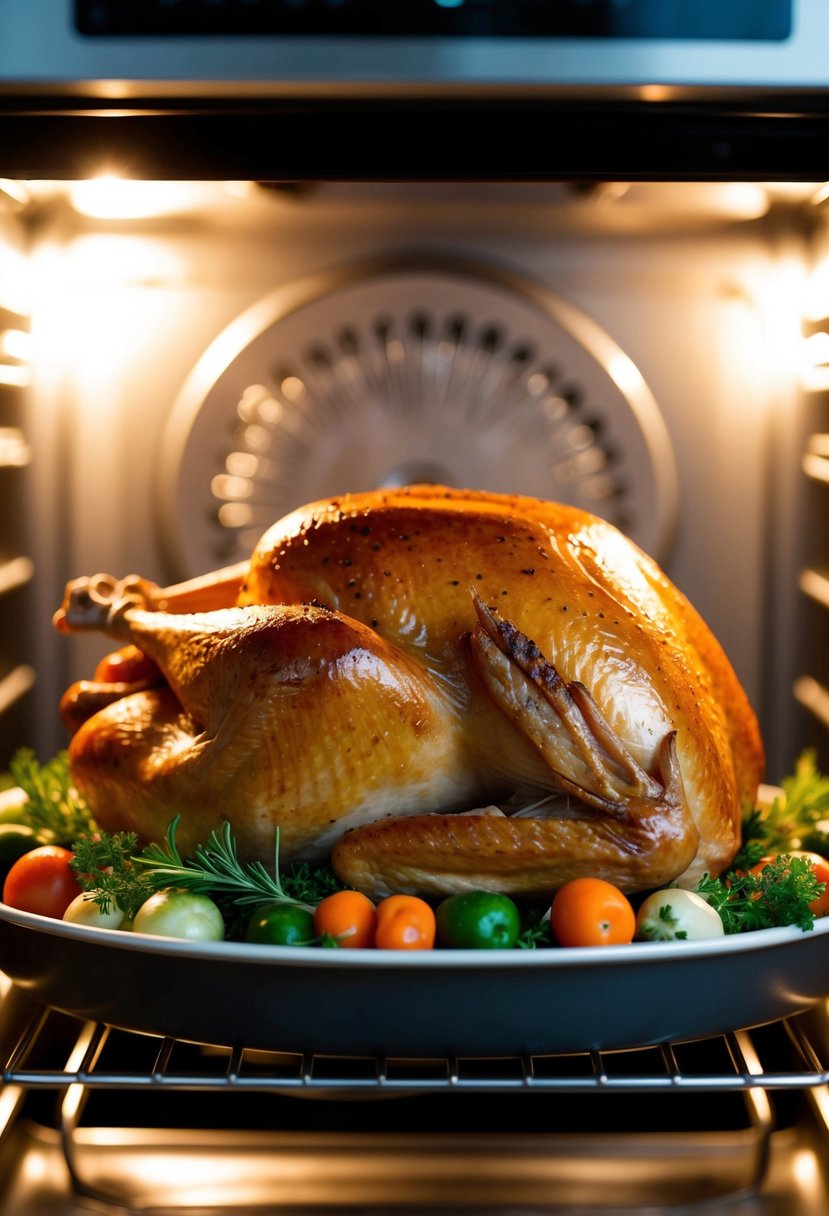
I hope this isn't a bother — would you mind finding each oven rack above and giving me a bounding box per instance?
[3,999,829,1097]
[2,997,829,1213]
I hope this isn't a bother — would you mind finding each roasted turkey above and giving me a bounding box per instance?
[54,485,764,898]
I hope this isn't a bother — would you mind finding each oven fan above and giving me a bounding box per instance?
[159,256,678,579]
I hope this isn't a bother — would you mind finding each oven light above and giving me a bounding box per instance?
[69,176,222,221]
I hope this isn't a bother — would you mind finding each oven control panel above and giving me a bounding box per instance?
[75,0,792,40]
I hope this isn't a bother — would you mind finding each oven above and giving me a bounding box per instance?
[3,1,829,1213]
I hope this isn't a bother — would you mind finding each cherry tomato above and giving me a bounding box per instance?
[94,644,159,685]
[2,845,83,919]
[246,902,316,946]
[751,851,829,917]
[550,877,636,947]
[313,890,377,947]
[375,895,436,950]
[435,891,521,949]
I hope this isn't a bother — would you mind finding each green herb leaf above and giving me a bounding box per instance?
[131,817,314,913]
[71,830,157,919]
[698,853,823,934]
[734,749,829,871]
[7,748,96,844]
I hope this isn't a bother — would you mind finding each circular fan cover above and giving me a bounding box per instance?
[160,257,677,578]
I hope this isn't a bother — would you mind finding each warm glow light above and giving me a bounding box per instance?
[804,331,829,365]
[0,328,31,361]
[801,331,829,391]
[0,179,29,206]
[606,351,647,399]
[717,182,769,220]
[0,363,30,387]
[791,1148,822,1198]
[803,254,829,322]
[0,242,30,315]
[69,175,225,220]
[28,234,186,402]
[218,502,254,527]
[745,253,810,397]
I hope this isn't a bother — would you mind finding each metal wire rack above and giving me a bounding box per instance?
[2,992,829,1214]
[3,995,829,1096]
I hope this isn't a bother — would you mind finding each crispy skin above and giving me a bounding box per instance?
[57,486,764,896]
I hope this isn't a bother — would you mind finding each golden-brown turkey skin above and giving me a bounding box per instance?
[56,485,764,897]
[237,486,763,889]
[65,602,543,864]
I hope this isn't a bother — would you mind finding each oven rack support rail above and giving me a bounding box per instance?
[3,1003,829,1097]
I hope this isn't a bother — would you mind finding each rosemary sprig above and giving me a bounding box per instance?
[131,816,314,913]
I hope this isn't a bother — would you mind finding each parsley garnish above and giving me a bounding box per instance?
[698,854,823,934]
[71,831,156,919]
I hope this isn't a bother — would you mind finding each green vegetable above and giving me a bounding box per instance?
[735,749,829,870]
[5,749,95,844]
[435,891,521,949]
[697,853,824,934]
[133,889,225,941]
[245,902,316,946]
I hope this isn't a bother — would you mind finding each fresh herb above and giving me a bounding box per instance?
[281,859,345,905]
[132,816,314,913]
[734,749,829,870]
[515,902,554,949]
[7,748,96,844]
[650,904,689,941]
[71,830,157,919]
[697,853,824,934]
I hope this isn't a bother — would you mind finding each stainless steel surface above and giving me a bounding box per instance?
[2,981,829,1213]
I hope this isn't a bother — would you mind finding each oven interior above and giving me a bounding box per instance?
[2,172,829,1213]
[2,975,829,1214]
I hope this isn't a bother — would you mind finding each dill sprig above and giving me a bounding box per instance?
[131,816,314,913]
[8,748,96,844]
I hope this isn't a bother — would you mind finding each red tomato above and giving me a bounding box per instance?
[550,877,636,947]
[752,851,829,917]
[2,845,83,919]
[94,644,159,685]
